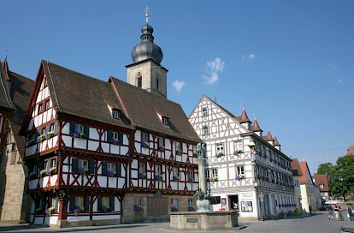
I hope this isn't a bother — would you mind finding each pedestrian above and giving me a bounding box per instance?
[328,206,333,220]
[309,205,312,215]
[348,205,354,221]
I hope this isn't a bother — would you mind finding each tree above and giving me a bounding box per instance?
[329,156,354,201]
[317,162,334,175]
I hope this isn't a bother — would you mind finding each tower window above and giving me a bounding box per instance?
[136,72,142,88]
[202,108,208,118]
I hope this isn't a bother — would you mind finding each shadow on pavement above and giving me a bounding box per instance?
[0,224,147,232]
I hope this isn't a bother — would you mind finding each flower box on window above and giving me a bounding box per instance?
[133,205,143,213]
[235,175,241,181]
[188,206,195,211]
[170,206,179,212]
[212,176,218,182]
[155,174,162,181]
[47,207,55,216]
[49,167,57,175]
[40,169,48,177]
[78,168,89,175]
[38,134,46,142]
[236,150,243,155]
[48,131,55,138]
[107,171,114,177]
[172,176,179,181]
[138,173,146,179]
[215,152,224,158]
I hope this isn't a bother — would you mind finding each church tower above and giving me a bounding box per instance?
[126,8,168,97]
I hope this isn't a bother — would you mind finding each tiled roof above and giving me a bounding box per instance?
[291,159,303,176]
[313,174,329,192]
[251,119,263,132]
[347,145,354,156]
[299,161,313,185]
[273,136,280,146]
[0,60,15,111]
[110,77,202,143]
[42,61,131,129]
[263,131,273,142]
[239,110,251,123]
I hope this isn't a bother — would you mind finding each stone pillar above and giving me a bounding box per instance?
[197,143,207,193]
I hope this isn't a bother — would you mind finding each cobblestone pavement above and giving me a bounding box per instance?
[0,212,353,233]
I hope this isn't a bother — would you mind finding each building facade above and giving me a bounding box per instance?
[21,18,200,227]
[189,96,296,220]
[0,59,34,223]
[313,174,330,201]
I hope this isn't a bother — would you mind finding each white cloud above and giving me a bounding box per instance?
[172,79,185,92]
[241,53,256,60]
[202,57,225,85]
[248,53,256,60]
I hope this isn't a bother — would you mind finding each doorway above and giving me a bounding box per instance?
[229,195,239,211]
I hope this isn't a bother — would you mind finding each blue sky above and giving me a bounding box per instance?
[1,1,354,173]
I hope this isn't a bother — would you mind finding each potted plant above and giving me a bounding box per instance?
[48,131,55,138]
[216,152,224,158]
[38,134,46,142]
[138,173,146,179]
[47,207,55,216]
[170,206,179,212]
[107,170,114,177]
[155,174,162,181]
[49,167,57,175]
[40,169,48,177]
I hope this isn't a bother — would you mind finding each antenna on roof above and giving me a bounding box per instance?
[145,6,149,24]
[253,113,257,121]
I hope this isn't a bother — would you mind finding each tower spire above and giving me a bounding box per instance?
[145,6,149,24]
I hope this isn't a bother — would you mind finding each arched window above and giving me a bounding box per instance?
[202,126,209,136]
[136,72,142,88]
[202,108,208,118]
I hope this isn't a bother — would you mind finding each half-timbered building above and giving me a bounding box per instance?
[0,59,34,222]
[21,16,200,227]
[189,96,296,220]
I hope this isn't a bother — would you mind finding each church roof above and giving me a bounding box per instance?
[110,77,202,143]
[41,61,132,129]
[239,110,251,123]
[251,119,263,132]
[0,60,15,111]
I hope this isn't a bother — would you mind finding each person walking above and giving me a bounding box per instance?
[348,205,354,221]
[328,206,334,220]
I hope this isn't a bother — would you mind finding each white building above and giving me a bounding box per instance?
[189,96,296,220]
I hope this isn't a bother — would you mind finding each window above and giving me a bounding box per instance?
[157,137,164,150]
[216,143,224,157]
[156,78,159,90]
[107,163,116,176]
[51,197,58,212]
[49,122,57,134]
[320,184,324,189]
[141,132,149,148]
[202,108,208,118]
[162,117,168,126]
[234,140,244,155]
[71,158,94,175]
[71,123,86,138]
[155,164,162,180]
[136,72,142,88]
[98,197,114,213]
[209,168,218,182]
[188,169,194,182]
[170,198,179,211]
[202,126,209,136]
[188,199,194,211]
[138,162,146,178]
[210,196,221,205]
[38,103,43,114]
[175,142,182,155]
[294,180,299,186]
[112,108,121,120]
[110,131,123,145]
[235,166,245,179]
[69,196,89,212]
[241,201,253,212]
[45,100,50,111]
[172,167,180,181]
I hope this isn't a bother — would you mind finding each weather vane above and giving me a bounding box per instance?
[145,6,149,24]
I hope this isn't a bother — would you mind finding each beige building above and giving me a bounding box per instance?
[0,59,34,223]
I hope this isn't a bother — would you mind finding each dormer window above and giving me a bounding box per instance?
[162,117,169,126]
[112,108,121,120]
[202,126,209,136]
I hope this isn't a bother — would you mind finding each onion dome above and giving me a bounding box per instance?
[131,11,163,65]
[239,110,251,123]
[251,119,263,132]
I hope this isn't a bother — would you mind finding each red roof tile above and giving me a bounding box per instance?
[273,136,280,146]
[239,110,251,123]
[251,119,263,132]
[313,174,329,192]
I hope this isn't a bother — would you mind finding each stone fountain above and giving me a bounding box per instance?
[170,143,238,230]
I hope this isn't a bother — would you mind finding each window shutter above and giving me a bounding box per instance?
[69,195,75,212]
[107,131,112,143]
[84,125,89,138]
[97,197,102,212]
[102,162,107,176]
[118,133,123,145]
[69,123,75,136]
[89,160,95,175]
[109,197,115,210]
[116,163,121,177]
[72,158,79,173]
